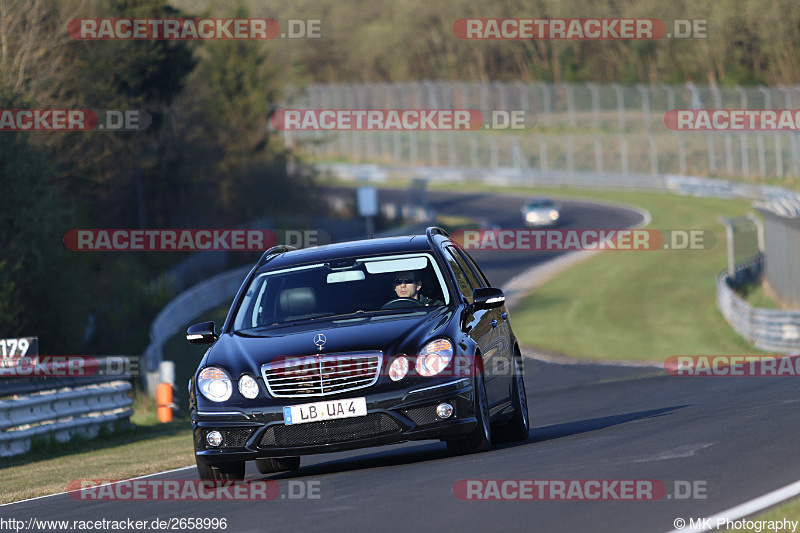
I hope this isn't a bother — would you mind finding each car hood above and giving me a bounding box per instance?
[204,308,455,377]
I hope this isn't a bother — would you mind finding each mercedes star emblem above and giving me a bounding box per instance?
[313,333,326,351]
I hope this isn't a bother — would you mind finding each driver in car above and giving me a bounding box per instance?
[392,271,440,306]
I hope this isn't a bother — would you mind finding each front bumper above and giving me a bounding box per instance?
[192,377,476,464]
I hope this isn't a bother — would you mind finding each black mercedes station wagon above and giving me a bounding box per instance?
[187,227,529,480]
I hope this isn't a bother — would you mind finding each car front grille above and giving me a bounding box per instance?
[258,413,401,447]
[261,352,382,398]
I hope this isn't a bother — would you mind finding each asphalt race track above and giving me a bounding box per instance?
[5,189,800,533]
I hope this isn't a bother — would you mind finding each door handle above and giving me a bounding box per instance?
[490,319,498,328]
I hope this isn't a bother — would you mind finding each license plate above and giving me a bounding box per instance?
[283,397,367,425]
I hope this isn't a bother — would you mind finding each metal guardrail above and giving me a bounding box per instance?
[143,264,252,376]
[717,256,800,353]
[0,357,134,457]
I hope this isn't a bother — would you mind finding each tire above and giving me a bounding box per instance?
[196,457,245,482]
[494,355,530,443]
[255,456,301,474]
[447,370,492,455]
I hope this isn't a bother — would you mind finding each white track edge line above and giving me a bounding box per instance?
[664,478,800,532]
[0,465,196,507]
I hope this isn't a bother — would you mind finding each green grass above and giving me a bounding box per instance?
[726,501,800,531]
[0,418,193,504]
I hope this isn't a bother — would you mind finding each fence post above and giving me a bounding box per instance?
[734,86,747,109]
[588,83,600,129]
[663,84,675,112]
[565,135,574,172]
[594,135,603,173]
[470,135,479,169]
[637,84,651,130]
[678,133,687,174]
[757,133,766,177]
[538,136,548,171]
[565,83,577,128]
[515,81,530,111]
[489,136,499,169]
[706,133,717,174]
[725,133,734,175]
[393,131,401,165]
[613,83,625,131]
[648,133,658,175]
[740,134,749,177]
[537,82,552,125]
[758,85,771,108]
[511,137,527,169]
[619,135,629,174]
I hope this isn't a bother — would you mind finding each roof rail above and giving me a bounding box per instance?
[256,244,297,267]
[426,227,450,242]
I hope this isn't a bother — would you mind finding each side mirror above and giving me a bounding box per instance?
[186,321,218,345]
[472,287,505,310]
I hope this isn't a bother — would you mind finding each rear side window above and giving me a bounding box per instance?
[454,246,490,287]
[444,247,476,303]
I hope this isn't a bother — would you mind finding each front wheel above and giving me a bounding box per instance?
[196,457,245,481]
[494,355,529,443]
[447,371,492,455]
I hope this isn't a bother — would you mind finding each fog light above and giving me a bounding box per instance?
[206,430,223,447]
[436,403,454,419]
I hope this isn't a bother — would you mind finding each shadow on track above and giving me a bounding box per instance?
[531,405,688,443]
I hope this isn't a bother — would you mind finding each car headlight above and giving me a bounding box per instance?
[416,339,454,377]
[389,356,409,381]
[238,374,259,399]
[549,210,559,220]
[197,366,232,402]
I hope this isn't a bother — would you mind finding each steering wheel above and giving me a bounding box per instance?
[381,298,425,309]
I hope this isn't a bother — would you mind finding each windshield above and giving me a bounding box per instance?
[526,200,555,209]
[233,253,450,331]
